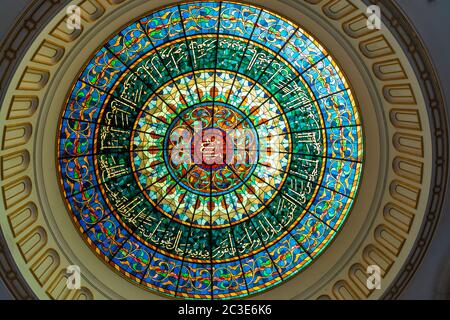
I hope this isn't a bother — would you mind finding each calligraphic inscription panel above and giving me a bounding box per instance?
[57,1,363,299]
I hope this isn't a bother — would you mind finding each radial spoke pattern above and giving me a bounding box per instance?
[57,1,363,299]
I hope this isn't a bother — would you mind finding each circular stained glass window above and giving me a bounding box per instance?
[58,1,363,299]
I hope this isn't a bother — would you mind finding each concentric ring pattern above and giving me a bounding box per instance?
[57,1,363,299]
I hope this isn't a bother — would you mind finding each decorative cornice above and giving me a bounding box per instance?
[369,0,448,299]
[0,0,67,300]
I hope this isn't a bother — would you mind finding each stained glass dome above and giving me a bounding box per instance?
[57,1,363,299]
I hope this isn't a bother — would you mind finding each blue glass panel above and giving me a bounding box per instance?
[220,3,260,39]
[251,10,296,52]
[302,58,347,98]
[79,47,127,92]
[107,22,154,65]
[280,29,326,73]
[140,6,184,47]
[180,2,221,36]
